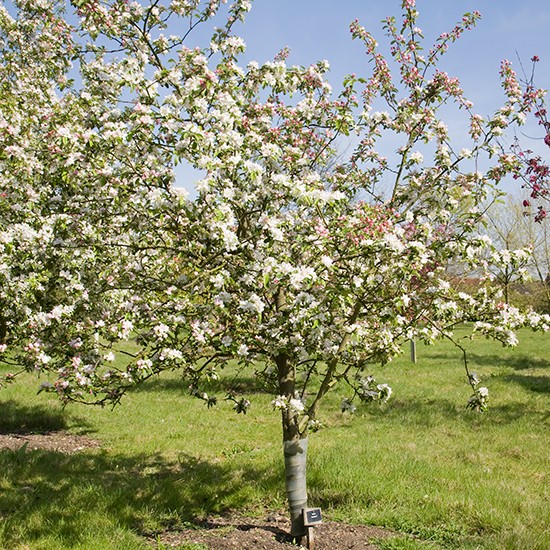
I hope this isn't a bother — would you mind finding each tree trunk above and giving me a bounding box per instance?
[276,350,308,541]
[284,437,308,541]
[0,314,6,344]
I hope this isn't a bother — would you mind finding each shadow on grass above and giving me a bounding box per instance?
[0,399,97,436]
[0,399,69,434]
[422,351,550,371]
[357,395,548,427]
[467,353,550,371]
[501,374,550,394]
[0,442,282,548]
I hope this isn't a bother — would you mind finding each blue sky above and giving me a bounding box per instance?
[236,0,549,115]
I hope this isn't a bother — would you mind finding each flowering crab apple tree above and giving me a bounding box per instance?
[2,0,550,542]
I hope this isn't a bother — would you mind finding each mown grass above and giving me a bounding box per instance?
[0,326,548,549]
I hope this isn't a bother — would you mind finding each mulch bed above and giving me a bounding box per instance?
[147,512,395,549]
[0,431,100,453]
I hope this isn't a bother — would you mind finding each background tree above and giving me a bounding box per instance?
[484,196,532,304]
[1,0,549,543]
[483,194,550,311]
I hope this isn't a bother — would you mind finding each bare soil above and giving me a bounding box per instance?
[0,431,100,453]
[147,513,395,549]
[0,433,395,549]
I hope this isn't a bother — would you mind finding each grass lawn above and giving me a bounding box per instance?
[1,326,548,549]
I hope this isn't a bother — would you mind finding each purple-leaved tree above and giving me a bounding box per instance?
[507,55,550,222]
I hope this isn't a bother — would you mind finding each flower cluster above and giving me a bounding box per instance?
[272,395,306,415]
[341,375,392,413]
[466,372,489,412]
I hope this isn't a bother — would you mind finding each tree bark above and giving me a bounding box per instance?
[0,314,6,344]
[284,437,308,540]
[276,352,308,540]
[275,287,309,541]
